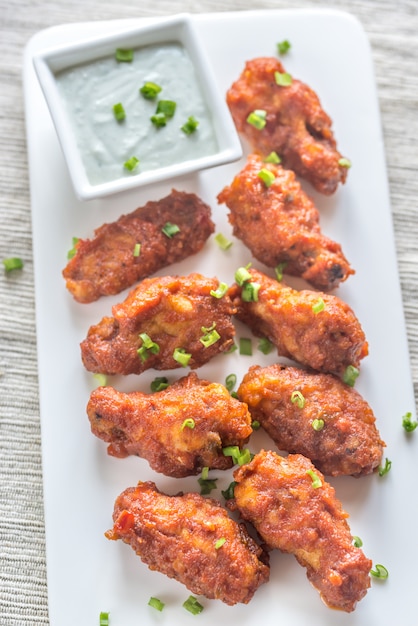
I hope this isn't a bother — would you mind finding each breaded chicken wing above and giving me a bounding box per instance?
[226,57,349,194]
[233,450,371,612]
[81,273,236,375]
[63,190,215,303]
[217,154,353,290]
[87,372,253,477]
[229,267,368,377]
[238,364,384,476]
[106,481,270,605]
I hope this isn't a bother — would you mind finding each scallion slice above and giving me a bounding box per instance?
[162,222,180,238]
[133,243,141,257]
[338,157,352,168]
[214,233,233,250]
[221,481,237,500]
[67,237,79,260]
[99,611,110,626]
[274,261,287,281]
[198,475,218,495]
[246,109,267,130]
[275,71,293,86]
[235,264,252,286]
[3,257,24,272]
[257,168,276,187]
[343,365,359,387]
[402,411,418,432]
[137,333,160,362]
[251,420,261,430]
[370,564,389,579]
[148,596,165,611]
[150,112,167,128]
[113,102,126,121]
[242,281,260,302]
[173,347,192,367]
[239,337,252,356]
[306,469,322,488]
[140,81,162,100]
[181,116,199,134]
[181,418,195,430]
[291,390,305,408]
[312,418,324,431]
[223,445,252,466]
[183,596,204,615]
[124,156,139,172]
[264,151,281,164]
[277,39,291,55]
[156,100,176,118]
[215,537,226,549]
[225,373,237,392]
[150,377,169,392]
[200,323,221,348]
[312,297,325,314]
[115,48,133,62]
[378,458,392,477]
[210,282,228,299]
[93,373,107,387]
[353,536,363,548]
[258,337,273,355]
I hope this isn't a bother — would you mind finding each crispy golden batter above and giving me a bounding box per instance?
[217,154,353,290]
[87,372,253,477]
[238,364,384,476]
[229,268,368,376]
[106,481,270,605]
[63,190,215,303]
[233,450,371,612]
[81,273,236,375]
[226,57,348,194]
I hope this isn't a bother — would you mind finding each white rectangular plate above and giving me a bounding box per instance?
[24,9,417,626]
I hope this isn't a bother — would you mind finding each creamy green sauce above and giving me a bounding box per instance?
[56,43,219,186]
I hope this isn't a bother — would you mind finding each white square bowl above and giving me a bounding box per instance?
[32,14,242,201]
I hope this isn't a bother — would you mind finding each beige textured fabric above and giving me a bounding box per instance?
[0,1,417,623]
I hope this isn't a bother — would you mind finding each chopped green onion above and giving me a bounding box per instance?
[370,564,389,579]
[3,257,24,272]
[210,282,228,299]
[312,418,324,431]
[181,116,199,134]
[181,418,195,430]
[140,81,162,99]
[201,466,209,480]
[258,168,276,187]
[246,109,267,130]
[156,100,176,118]
[251,420,261,430]
[343,365,359,387]
[274,261,287,281]
[67,237,79,260]
[200,323,221,348]
[150,112,167,128]
[378,458,392,477]
[148,596,165,611]
[173,347,192,367]
[214,233,233,250]
[99,612,110,626]
[225,373,237,392]
[275,71,293,86]
[133,243,141,257]
[93,373,107,387]
[223,446,252,466]
[183,596,204,615]
[312,297,325,314]
[306,469,322,488]
[215,537,226,549]
[162,222,180,238]
[150,377,169,392]
[277,39,291,55]
[225,341,238,354]
[241,281,260,302]
[235,264,252,286]
[264,151,281,164]
[239,337,252,356]
[124,156,139,172]
[291,390,305,408]
[221,481,237,500]
[115,48,133,62]
[258,337,274,355]
[402,411,418,432]
[137,333,160,362]
[198,475,218,495]
[338,157,352,168]
[353,536,363,548]
[113,102,126,121]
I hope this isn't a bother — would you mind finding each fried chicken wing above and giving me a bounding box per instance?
[229,268,368,376]
[217,154,353,290]
[81,273,236,375]
[63,190,215,303]
[106,481,270,605]
[238,364,384,476]
[226,57,348,194]
[233,450,371,612]
[87,372,252,477]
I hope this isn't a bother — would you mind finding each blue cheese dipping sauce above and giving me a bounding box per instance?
[55,43,219,186]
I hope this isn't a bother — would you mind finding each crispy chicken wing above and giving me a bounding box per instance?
[226,57,348,194]
[229,268,368,376]
[217,154,353,290]
[233,450,371,612]
[87,372,253,477]
[238,364,384,476]
[106,481,270,605]
[81,273,236,375]
[63,190,215,303]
